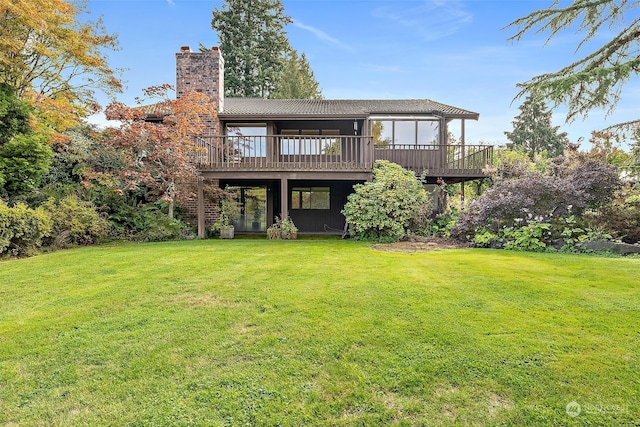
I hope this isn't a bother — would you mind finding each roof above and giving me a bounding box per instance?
[138,98,479,121]
[221,98,479,120]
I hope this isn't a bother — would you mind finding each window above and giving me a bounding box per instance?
[371,118,440,148]
[291,187,330,210]
[226,124,267,157]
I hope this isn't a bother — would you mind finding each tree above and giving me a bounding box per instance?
[271,49,322,99]
[588,129,630,166]
[211,0,321,99]
[0,0,122,130]
[0,83,52,198]
[504,94,568,159]
[211,0,292,98]
[507,0,640,127]
[104,85,217,219]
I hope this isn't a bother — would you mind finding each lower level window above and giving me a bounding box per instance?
[291,187,330,210]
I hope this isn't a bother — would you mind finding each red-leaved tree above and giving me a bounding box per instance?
[104,85,217,218]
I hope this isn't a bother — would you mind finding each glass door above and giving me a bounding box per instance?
[228,186,267,232]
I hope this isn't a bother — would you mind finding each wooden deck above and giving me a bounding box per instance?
[195,135,493,179]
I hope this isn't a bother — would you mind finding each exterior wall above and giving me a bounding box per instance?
[176,46,224,136]
[176,46,224,230]
[288,180,362,233]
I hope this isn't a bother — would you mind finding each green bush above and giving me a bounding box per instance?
[342,160,428,242]
[122,204,188,242]
[41,196,111,248]
[0,201,51,257]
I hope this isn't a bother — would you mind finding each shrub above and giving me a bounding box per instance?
[0,201,51,257]
[120,204,188,242]
[41,196,111,248]
[454,154,622,239]
[342,160,428,241]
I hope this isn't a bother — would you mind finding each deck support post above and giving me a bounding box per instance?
[197,176,205,239]
[280,177,288,219]
[461,179,466,210]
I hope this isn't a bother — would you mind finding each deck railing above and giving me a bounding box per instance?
[195,135,492,176]
[195,135,370,170]
[375,143,493,176]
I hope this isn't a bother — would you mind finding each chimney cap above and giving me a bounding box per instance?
[180,46,191,53]
[211,46,219,51]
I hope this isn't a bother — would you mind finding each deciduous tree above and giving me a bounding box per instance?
[104,85,217,219]
[0,83,52,198]
[0,0,122,130]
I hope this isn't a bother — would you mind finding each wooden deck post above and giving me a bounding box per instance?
[280,177,288,219]
[197,176,205,239]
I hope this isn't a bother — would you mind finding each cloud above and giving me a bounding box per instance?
[373,0,473,41]
[292,20,354,52]
[167,0,175,5]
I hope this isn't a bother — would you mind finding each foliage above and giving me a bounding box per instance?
[266,215,298,240]
[0,0,122,130]
[270,49,322,99]
[507,0,640,127]
[211,0,293,98]
[104,85,217,219]
[504,94,567,159]
[0,200,51,257]
[41,196,110,248]
[593,187,640,244]
[588,129,630,166]
[454,153,622,238]
[342,160,428,241]
[0,84,53,198]
[213,194,241,230]
[0,83,31,142]
[0,133,53,198]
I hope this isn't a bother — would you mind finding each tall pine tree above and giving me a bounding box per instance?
[271,49,322,99]
[505,94,568,159]
[211,0,321,99]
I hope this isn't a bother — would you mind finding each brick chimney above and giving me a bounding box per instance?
[176,45,224,135]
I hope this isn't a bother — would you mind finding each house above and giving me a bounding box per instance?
[175,46,493,237]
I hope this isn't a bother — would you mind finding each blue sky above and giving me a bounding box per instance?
[86,0,640,147]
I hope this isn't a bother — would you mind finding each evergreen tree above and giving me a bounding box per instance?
[507,0,640,128]
[271,49,322,99]
[211,0,292,98]
[504,94,568,159]
[211,0,321,99]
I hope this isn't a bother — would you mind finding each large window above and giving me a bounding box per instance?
[372,118,440,148]
[291,187,330,210]
[226,124,267,157]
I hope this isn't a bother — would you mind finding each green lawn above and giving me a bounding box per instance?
[0,239,638,426]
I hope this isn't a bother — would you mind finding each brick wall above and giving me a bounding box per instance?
[176,46,224,229]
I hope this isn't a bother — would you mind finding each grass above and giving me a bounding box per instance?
[0,239,638,426]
